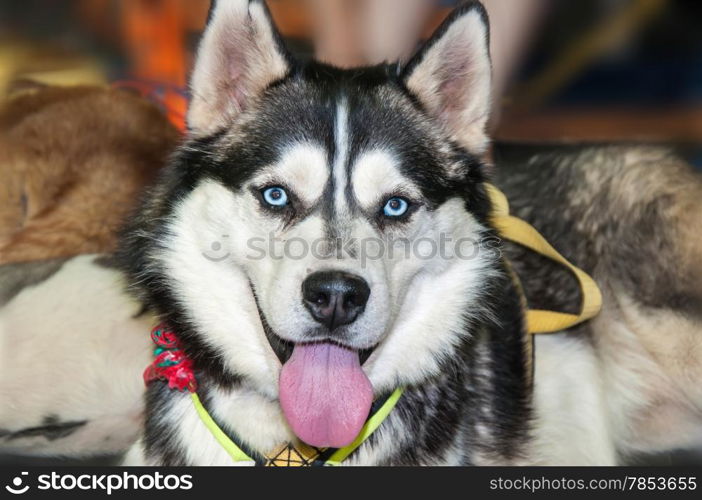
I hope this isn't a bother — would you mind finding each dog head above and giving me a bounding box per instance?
[122,0,499,447]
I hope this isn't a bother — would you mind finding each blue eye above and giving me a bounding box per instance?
[262,186,289,207]
[383,197,409,217]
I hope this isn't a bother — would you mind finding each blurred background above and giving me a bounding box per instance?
[0,0,701,465]
[1,0,701,167]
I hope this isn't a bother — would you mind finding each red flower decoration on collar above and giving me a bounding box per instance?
[143,324,197,392]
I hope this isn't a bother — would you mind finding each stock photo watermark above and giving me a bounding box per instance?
[202,233,502,267]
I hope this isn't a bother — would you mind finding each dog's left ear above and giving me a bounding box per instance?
[187,0,293,136]
[402,2,492,154]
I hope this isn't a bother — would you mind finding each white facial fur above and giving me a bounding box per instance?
[362,197,497,393]
[351,150,422,208]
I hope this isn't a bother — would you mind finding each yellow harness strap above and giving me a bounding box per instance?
[486,184,603,334]
[324,387,403,465]
[191,392,254,464]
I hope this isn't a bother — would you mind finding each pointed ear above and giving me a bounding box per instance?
[402,2,492,154]
[187,0,293,136]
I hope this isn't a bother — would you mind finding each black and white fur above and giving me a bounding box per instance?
[117,0,534,465]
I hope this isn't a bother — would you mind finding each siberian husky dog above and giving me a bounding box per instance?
[113,0,698,464]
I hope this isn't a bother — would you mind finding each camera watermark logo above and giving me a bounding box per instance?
[202,235,231,262]
[5,472,29,495]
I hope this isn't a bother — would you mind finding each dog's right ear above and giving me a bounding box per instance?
[187,0,293,136]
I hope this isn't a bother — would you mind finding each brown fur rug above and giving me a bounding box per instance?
[0,85,179,264]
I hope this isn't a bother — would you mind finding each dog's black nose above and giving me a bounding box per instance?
[302,271,371,331]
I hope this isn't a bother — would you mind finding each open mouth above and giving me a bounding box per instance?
[256,297,376,366]
[263,327,375,366]
[255,298,377,448]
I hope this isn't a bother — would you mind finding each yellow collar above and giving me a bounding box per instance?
[191,388,404,466]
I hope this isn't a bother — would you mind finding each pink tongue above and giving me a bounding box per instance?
[279,342,373,448]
